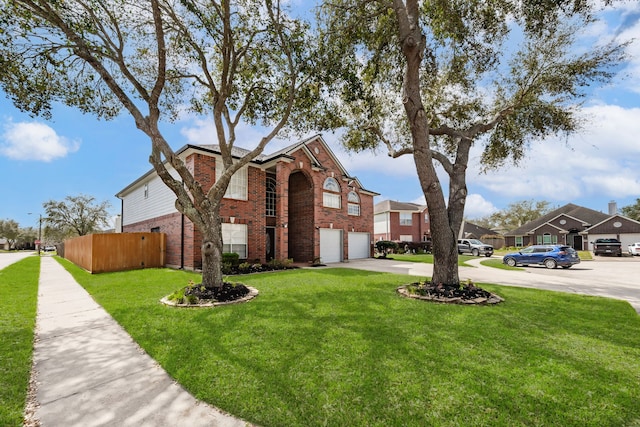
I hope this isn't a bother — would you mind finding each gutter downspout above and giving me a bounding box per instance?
[181,214,185,269]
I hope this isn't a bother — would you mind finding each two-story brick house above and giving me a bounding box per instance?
[373,200,431,243]
[116,135,378,269]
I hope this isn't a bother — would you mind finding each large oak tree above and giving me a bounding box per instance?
[318,0,626,285]
[0,0,322,288]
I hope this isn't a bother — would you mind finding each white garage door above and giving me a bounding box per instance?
[320,229,343,263]
[348,232,370,259]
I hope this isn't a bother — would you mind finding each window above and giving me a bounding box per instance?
[399,212,412,226]
[347,191,360,216]
[323,177,341,209]
[143,183,149,199]
[150,227,160,233]
[216,158,248,200]
[399,234,413,242]
[222,223,247,259]
[266,175,276,217]
[515,236,523,247]
[424,213,429,223]
[538,233,557,245]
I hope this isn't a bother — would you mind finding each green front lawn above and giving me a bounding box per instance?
[0,256,40,427]
[58,258,640,427]
[383,253,477,266]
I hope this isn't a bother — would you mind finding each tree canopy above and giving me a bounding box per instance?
[318,0,627,285]
[621,198,640,221]
[43,194,112,237]
[475,200,552,232]
[0,0,323,287]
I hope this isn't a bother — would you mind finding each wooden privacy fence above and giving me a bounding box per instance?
[64,232,166,273]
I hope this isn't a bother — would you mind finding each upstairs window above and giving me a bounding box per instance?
[216,158,248,200]
[323,177,341,209]
[266,175,276,217]
[399,212,412,226]
[347,191,360,216]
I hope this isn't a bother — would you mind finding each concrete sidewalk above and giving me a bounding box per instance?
[30,256,251,427]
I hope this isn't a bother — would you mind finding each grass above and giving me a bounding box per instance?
[57,257,640,427]
[383,253,477,266]
[0,256,40,427]
[480,257,523,270]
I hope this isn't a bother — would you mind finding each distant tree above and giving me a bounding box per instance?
[318,1,626,286]
[0,219,20,249]
[482,200,552,232]
[43,194,111,237]
[17,226,38,249]
[621,199,640,221]
[0,0,323,290]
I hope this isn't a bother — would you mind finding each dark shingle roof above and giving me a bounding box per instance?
[505,203,609,235]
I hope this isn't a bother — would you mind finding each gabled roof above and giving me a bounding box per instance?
[505,203,610,236]
[116,134,379,197]
[459,221,496,239]
[374,200,425,214]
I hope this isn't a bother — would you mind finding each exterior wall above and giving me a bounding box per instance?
[374,209,429,242]
[274,138,374,262]
[120,168,180,225]
[119,137,376,267]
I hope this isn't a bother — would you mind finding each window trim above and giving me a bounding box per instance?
[323,177,341,209]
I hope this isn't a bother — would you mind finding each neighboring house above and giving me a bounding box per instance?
[503,202,640,250]
[458,221,495,240]
[373,200,431,243]
[0,238,8,250]
[116,135,378,269]
[459,221,504,249]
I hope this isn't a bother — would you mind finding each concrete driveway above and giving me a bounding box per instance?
[334,255,640,314]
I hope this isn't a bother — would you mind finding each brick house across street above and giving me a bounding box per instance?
[373,200,431,243]
[503,202,640,250]
[116,135,378,269]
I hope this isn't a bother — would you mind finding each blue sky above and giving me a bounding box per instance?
[1,3,640,231]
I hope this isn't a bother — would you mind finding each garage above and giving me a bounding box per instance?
[320,228,343,263]
[348,232,370,259]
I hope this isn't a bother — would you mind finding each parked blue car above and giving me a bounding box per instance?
[503,245,580,269]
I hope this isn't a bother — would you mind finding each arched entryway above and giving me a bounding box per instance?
[288,171,315,262]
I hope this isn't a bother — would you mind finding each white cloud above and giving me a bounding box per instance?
[464,194,499,219]
[470,103,640,202]
[0,121,80,162]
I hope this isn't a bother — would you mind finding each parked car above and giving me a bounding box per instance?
[43,246,56,252]
[502,245,580,269]
[457,239,494,257]
[628,242,640,256]
[593,238,622,256]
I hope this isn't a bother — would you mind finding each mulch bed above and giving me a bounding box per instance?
[184,282,251,302]
[397,281,503,305]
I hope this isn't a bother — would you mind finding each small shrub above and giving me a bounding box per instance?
[238,262,252,273]
[222,252,240,267]
[167,288,186,304]
[375,240,399,258]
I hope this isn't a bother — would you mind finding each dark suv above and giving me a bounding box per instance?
[503,245,581,269]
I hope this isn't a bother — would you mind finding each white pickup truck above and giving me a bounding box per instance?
[457,239,494,257]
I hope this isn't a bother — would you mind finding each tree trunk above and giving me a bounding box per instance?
[396,0,460,286]
[200,208,225,289]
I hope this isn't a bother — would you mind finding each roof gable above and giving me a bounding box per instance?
[374,200,424,214]
[506,203,609,236]
[586,215,640,234]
